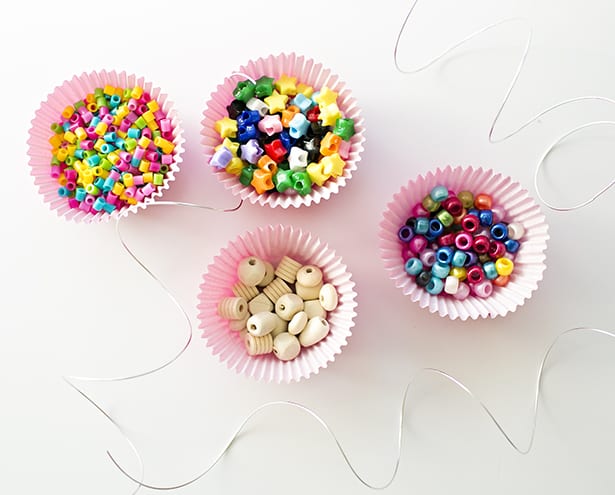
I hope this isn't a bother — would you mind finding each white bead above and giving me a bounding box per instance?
[263,277,292,303]
[507,222,525,240]
[273,333,301,361]
[232,281,260,301]
[304,299,327,319]
[228,315,248,332]
[246,311,278,336]
[274,256,302,284]
[237,256,267,286]
[295,281,322,300]
[217,297,248,320]
[270,314,289,338]
[444,275,459,295]
[319,283,338,311]
[288,147,308,171]
[296,265,323,287]
[275,293,304,321]
[257,261,275,287]
[246,97,269,117]
[248,293,274,315]
[299,317,330,347]
[245,333,273,356]
[288,311,308,335]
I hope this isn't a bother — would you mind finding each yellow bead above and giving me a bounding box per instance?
[450,266,467,281]
[92,166,103,177]
[63,131,76,144]
[49,134,63,148]
[274,74,297,95]
[319,103,342,126]
[103,84,115,96]
[73,160,86,172]
[75,127,87,141]
[123,173,134,187]
[147,120,159,131]
[85,93,95,104]
[112,182,125,195]
[495,257,514,276]
[138,160,150,173]
[114,86,124,97]
[116,105,130,119]
[126,197,138,205]
[320,153,345,178]
[113,114,123,126]
[216,138,239,156]
[61,106,75,120]
[143,172,153,183]
[107,152,120,165]
[80,169,94,184]
[153,136,175,154]
[131,86,143,99]
[306,161,331,187]
[146,100,160,112]
[225,157,243,176]
[138,136,151,149]
[56,148,68,161]
[95,122,108,136]
[94,139,105,152]
[264,90,289,114]
[142,110,156,123]
[296,83,314,98]
[214,116,238,139]
[66,145,77,156]
[313,86,338,107]
[116,130,127,139]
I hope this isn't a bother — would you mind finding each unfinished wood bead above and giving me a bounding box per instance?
[237,256,267,286]
[232,281,260,301]
[228,315,249,332]
[299,317,330,347]
[304,299,327,319]
[262,277,292,303]
[257,261,276,287]
[319,283,338,311]
[246,311,278,337]
[245,332,273,356]
[270,314,289,338]
[274,255,302,284]
[275,293,304,321]
[248,293,274,315]
[295,281,322,300]
[288,311,308,335]
[273,332,301,361]
[296,265,323,287]
[217,297,248,320]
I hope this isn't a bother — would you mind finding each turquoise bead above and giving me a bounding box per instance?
[482,261,498,280]
[431,261,450,279]
[451,250,467,267]
[75,188,87,202]
[426,276,444,295]
[430,185,448,202]
[405,257,423,276]
[414,217,429,235]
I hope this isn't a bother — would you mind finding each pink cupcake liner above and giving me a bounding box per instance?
[197,224,358,383]
[379,166,550,321]
[201,52,365,208]
[27,70,185,223]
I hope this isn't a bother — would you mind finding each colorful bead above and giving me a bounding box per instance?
[488,240,506,259]
[319,103,342,126]
[291,170,312,195]
[442,196,463,216]
[431,262,450,279]
[454,282,471,300]
[415,271,431,287]
[288,147,308,171]
[430,185,448,202]
[504,239,520,253]
[454,231,474,251]
[320,132,341,156]
[398,225,414,243]
[495,257,514,276]
[428,218,444,237]
[466,265,484,284]
[239,165,255,186]
[457,191,474,209]
[490,222,508,241]
[292,93,314,113]
[254,76,274,98]
[451,250,467,267]
[436,246,454,264]
[507,222,525,240]
[472,280,494,298]
[493,275,510,287]
[210,147,233,170]
[274,74,298,95]
[419,249,436,268]
[472,235,490,254]
[478,209,493,226]
[438,232,456,247]
[240,139,263,164]
[436,209,454,227]
[450,266,467,280]
[321,153,345,177]
[426,277,444,295]
[306,161,330,187]
[264,91,289,114]
[409,235,428,254]
[273,168,293,192]
[474,193,492,209]
[250,168,274,194]
[288,113,310,139]
[414,217,429,235]
[461,214,480,234]
[246,97,269,117]
[482,261,498,280]
[215,116,238,139]
[422,195,440,212]
[405,258,423,276]
[444,275,459,295]
[233,80,256,103]
[333,118,355,141]
[258,114,283,136]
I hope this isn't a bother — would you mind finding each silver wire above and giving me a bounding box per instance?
[106,326,614,491]
[394,0,614,210]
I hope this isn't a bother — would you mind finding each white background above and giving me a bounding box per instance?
[2,0,615,493]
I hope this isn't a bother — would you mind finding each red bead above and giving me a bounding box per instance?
[264,139,287,163]
[454,231,473,250]
[401,245,413,262]
[472,235,490,254]
[466,265,484,284]
[441,197,463,217]
[461,214,480,234]
[488,240,506,259]
[412,203,430,217]
[474,193,493,210]
[437,232,456,247]
[306,106,321,123]
[409,235,428,254]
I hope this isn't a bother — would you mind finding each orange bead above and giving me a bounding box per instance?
[251,168,275,194]
[474,193,493,209]
[281,105,300,127]
[453,207,467,224]
[493,275,509,287]
[257,155,278,175]
[320,132,342,156]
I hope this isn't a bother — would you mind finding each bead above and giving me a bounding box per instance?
[422,195,440,212]
[466,265,484,284]
[263,277,292,303]
[289,113,310,139]
[313,86,338,107]
[299,136,321,162]
[478,253,491,264]
[245,333,273,356]
[217,296,249,320]
[228,315,249,332]
[495,257,514,276]
[292,93,314,112]
[435,209,454,227]
[226,99,246,119]
[474,193,492,209]
[333,118,355,141]
[444,275,460,295]
[296,83,314,97]
[251,168,275,194]
[275,255,303,284]
[320,153,345,177]
[295,281,322,300]
[246,97,269,117]
[281,105,300,127]
[239,166,255,186]
[398,225,414,243]
[426,276,444,295]
[488,240,506,259]
[237,256,267,286]
[482,261,498,280]
[258,114,283,136]
[451,250,467,267]
[461,214,480,233]
[401,245,414,263]
[271,314,289,338]
[306,105,320,123]
[472,235,490,254]
[288,311,308,335]
[257,155,277,175]
[214,116,237,139]
[237,123,259,143]
[507,222,525,240]
[296,265,323,287]
[304,299,327,319]
[233,80,256,103]
[441,196,463,216]
[264,139,287,163]
[428,218,444,237]
[478,209,493,226]
[454,231,474,251]
[408,235,428,254]
[319,283,338,311]
[436,246,454,264]
[405,257,423,276]
[288,147,308,171]
[414,217,429,235]
[273,332,301,361]
[430,185,448,202]
[493,275,510,287]
[248,293,274,315]
[247,311,279,337]
[299,317,330,347]
[274,74,297,95]
[450,266,467,280]
[490,222,508,241]
[254,76,275,98]
[291,170,312,195]
[320,132,341,156]
[472,280,494,298]
[415,271,431,287]
[209,147,233,170]
[412,203,430,217]
[240,139,263,164]
[457,191,474,209]
[319,103,342,126]
[504,239,520,253]
[438,233,456,247]
[257,261,275,287]
[275,293,304,321]
[237,110,261,127]
[306,161,330,187]
[431,262,450,279]
[454,282,471,300]
[273,168,293,192]
[419,249,436,268]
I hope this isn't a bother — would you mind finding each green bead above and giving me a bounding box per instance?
[74,100,85,110]
[233,80,256,103]
[435,209,454,227]
[291,170,312,196]
[457,191,474,209]
[254,76,274,98]
[124,138,137,151]
[51,156,60,166]
[333,118,355,141]
[96,96,108,109]
[123,88,132,99]
[422,195,440,212]
[134,116,147,129]
[152,130,162,139]
[278,161,290,170]
[94,88,104,98]
[50,122,63,134]
[239,166,255,186]
[273,169,293,192]
[159,164,169,174]
[478,253,491,264]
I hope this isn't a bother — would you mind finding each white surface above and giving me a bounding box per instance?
[2,0,615,493]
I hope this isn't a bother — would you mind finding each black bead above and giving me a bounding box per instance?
[405,217,416,229]
[226,99,246,119]
[415,271,431,287]
[299,137,321,162]
[308,121,328,137]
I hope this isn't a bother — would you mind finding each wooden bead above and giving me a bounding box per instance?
[245,332,273,356]
[237,256,267,286]
[228,315,248,332]
[217,297,248,320]
[246,311,279,336]
[319,283,338,311]
[270,313,289,338]
[273,332,301,361]
[257,261,275,287]
[288,311,308,335]
[262,277,292,303]
[232,281,259,301]
[295,281,322,300]
[275,293,304,321]
[274,255,302,284]
[304,299,327,319]
[248,293,274,315]
[299,317,330,347]
[296,264,323,287]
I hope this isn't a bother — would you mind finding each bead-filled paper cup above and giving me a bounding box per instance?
[379,166,549,320]
[201,53,365,208]
[27,70,184,223]
[197,224,358,383]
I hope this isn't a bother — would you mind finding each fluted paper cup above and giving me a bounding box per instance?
[27,70,184,223]
[379,166,549,320]
[201,53,365,208]
[197,224,358,383]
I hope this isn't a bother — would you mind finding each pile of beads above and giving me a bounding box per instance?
[209,74,355,196]
[217,255,339,361]
[398,186,525,299]
[48,85,177,214]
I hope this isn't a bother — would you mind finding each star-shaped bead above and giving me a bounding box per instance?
[296,83,314,98]
[264,91,289,114]
[318,103,342,127]
[214,116,237,139]
[274,74,297,96]
[313,86,338,107]
[320,153,345,177]
[215,137,239,156]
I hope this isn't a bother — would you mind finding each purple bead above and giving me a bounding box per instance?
[419,249,436,268]
[398,225,414,243]
[240,139,263,165]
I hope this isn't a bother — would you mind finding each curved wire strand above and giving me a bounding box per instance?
[107,326,614,491]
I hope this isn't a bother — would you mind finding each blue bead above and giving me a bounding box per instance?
[62,121,71,131]
[414,217,429,235]
[94,177,105,189]
[505,239,520,253]
[405,257,423,276]
[100,143,115,154]
[103,202,117,213]
[90,116,100,127]
[74,149,84,159]
[430,185,448,202]
[483,261,498,280]
[237,124,259,143]
[436,246,454,264]
[464,251,478,266]
[127,128,141,139]
[131,156,141,167]
[478,209,493,226]
[104,131,117,143]
[75,187,86,201]
[57,186,70,197]
[109,94,121,108]
[398,225,414,243]
[115,138,125,149]
[279,131,296,151]
[431,261,450,279]
[452,250,467,267]
[292,93,314,113]
[426,276,444,295]
[425,231,438,242]
[467,208,479,217]
[93,197,106,212]
[288,113,310,139]
[428,218,444,237]
[103,176,115,192]
[237,110,261,126]
[490,223,508,241]
[86,155,100,166]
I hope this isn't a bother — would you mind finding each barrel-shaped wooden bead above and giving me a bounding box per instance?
[245,332,273,356]
[232,281,260,301]
[288,311,308,335]
[218,297,248,320]
[274,255,302,284]
[270,313,289,338]
[275,293,304,321]
[299,317,330,347]
[228,315,249,332]
[263,277,293,303]
[319,283,338,311]
[273,332,301,361]
[296,265,323,287]
[246,311,279,336]
[237,256,267,286]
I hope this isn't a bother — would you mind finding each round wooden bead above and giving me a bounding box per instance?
[495,257,514,276]
[319,283,338,311]
[507,222,525,240]
[217,297,248,320]
[295,281,322,300]
[299,317,330,347]
[444,275,459,295]
[474,193,493,210]
[288,311,308,335]
[275,293,304,321]
[304,299,327,319]
[273,332,301,361]
[237,256,267,286]
[454,282,471,300]
[262,277,292,303]
[472,280,493,298]
[270,314,289,338]
[274,255,302,284]
[245,332,273,356]
[296,265,323,287]
[228,315,249,332]
[246,311,279,336]
[248,293,274,315]
[457,191,474,209]
[257,261,276,287]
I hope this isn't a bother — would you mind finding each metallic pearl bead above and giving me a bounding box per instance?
[430,185,449,202]
[474,193,493,210]
[426,276,444,295]
[457,191,474,209]
[451,250,467,267]
[437,233,456,247]
[409,235,428,254]
[431,261,450,279]
[466,265,484,284]
[464,251,478,266]
[495,257,514,276]
[507,222,525,240]
[461,214,480,234]
[472,280,494,298]
[482,261,498,280]
[478,209,493,227]
[441,196,463,216]
[435,209,454,227]
[405,257,423,276]
[436,246,454,264]
[489,240,506,259]
[422,194,441,212]
[490,222,508,241]
[504,239,520,253]
[428,218,444,237]
[454,282,471,300]
[493,275,510,287]
[398,225,414,243]
[414,217,429,235]
[455,231,474,251]
[420,249,437,268]
[472,235,491,254]
[415,271,431,287]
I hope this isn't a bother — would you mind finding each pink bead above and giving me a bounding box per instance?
[117,161,130,172]
[142,183,155,196]
[65,169,77,181]
[154,110,166,120]
[466,265,484,284]
[135,190,145,202]
[80,140,94,150]
[160,118,172,132]
[82,111,94,124]
[161,154,173,165]
[412,203,430,217]
[106,193,118,205]
[79,201,91,212]
[66,181,76,191]
[162,131,173,140]
[138,104,148,115]
[409,235,428,254]
[128,98,138,111]
[124,186,136,198]
[141,127,152,139]
[145,150,158,161]
[68,122,80,132]
[50,165,61,179]
[85,127,98,139]
[491,205,506,224]
[69,113,81,124]
[133,147,145,160]
[119,151,132,162]
[68,198,80,209]
[119,119,132,133]
[454,282,470,300]
[338,140,351,160]
[471,280,493,298]
[489,241,506,259]
[125,111,138,123]
[109,170,120,181]
[148,161,161,172]
[258,115,283,136]
[84,194,96,205]
[401,245,413,262]
[141,92,151,102]
[98,106,109,117]
[77,106,89,116]
[472,235,490,254]
[437,232,455,247]
[454,232,473,251]
[132,175,144,186]
[102,114,114,125]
